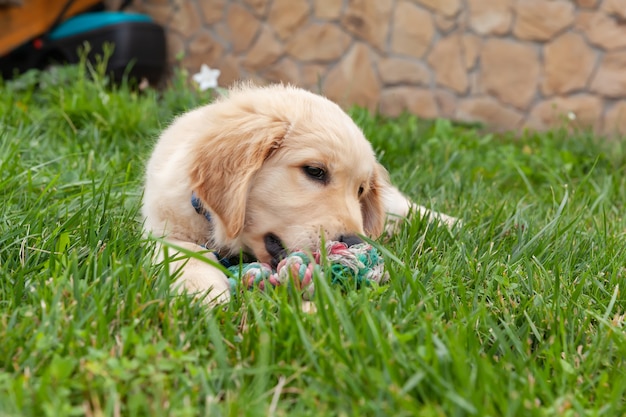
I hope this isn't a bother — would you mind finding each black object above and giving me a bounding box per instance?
[0,6,167,85]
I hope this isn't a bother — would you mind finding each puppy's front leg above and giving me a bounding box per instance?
[158,239,231,304]
[381,185,459,236]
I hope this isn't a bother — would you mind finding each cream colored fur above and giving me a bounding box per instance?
[142,83,457,304]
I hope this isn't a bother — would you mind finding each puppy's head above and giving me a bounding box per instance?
[190,84,385,266]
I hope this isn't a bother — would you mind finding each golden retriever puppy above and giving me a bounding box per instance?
[142,83,456,303]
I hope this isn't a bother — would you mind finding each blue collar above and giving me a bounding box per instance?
[191,192,212,223]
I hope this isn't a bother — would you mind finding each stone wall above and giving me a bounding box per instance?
[130,0,626,135]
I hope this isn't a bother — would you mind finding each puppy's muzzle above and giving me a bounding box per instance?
[264,233,363,268]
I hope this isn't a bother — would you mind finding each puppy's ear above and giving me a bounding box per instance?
[361,164,387,238]
[189,114,290,239]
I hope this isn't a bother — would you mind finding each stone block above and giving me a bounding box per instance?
[461,34,481,70]
[216,55,242,87]
[479,39,540,110]
[314,0,343,19]
[342,0,393,52]
[183,30,224,71]
[590,51,626,98]
[602,0,626,20]
[434,14,457,33]
[576,11,626,50]
[243,0,270,17]
[434,89,457,118]
[242,25,283,71]
[227,4,260,53]
[467,0,513,35]
[268,0,310,39]
[379,87,439,118]
[391,1,434,58]
[576,0,599,7]
[377,58,431,86]
[456,97,524,131]
[428,34,468,94]
[603,101,626,136]
[323,43,381,111]
[527,95,603,131]
[198,0,226,24]
[287,23,352,62]
[514,0,575,41]
[301,64,327,90]
[542,32,597,95]
[170,0,202,38]
[413,0,461,17]
[262,57,300,84]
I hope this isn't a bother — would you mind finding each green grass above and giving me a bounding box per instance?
[1,63,625,417]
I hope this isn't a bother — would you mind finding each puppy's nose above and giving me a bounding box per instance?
[338,234,363,247]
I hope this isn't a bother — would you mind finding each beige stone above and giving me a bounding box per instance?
[142,2,172,26]
[342,0,393,52]
[227,4,260,53]
[456,97,524,131]
[602,0,626,19]
[479,39,540,110]
[314,0,343,19]
[428,34,468,94]
[461,34,481,70]
[183,31,224,71]
[169,0,202,38]
[188,30,223,60]
[434,89,457,118]
[377,58,431,86]
[576,0,599,7]
[287,23,352,62]
[576,11,626,50]
[413,0,461,17]
[213,21,230,44]
[527,95,603,131]
[301,64,327,90]
[435,14,457,33]
[242,25,283,71]
[468,71,480,94]
[262,58,300,84]
[467,0,512,35]
[379,87,439,118]
[391,1,435,58]
[218,55,242,87]
[590,51,626,98]
[198,0,226,24]
[268,0,310,39]
[603,101,626,136]
[323,44,381,111]
[243,0,270,17]
[542,32,596,95]
[514,0,575,41]
[166,31,186,64]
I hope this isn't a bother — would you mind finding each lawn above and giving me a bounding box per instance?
[1,63,625,417]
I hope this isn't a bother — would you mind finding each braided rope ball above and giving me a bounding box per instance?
[227,241,387,300]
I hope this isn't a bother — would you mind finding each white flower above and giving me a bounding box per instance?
[192,64,221,91]
[567,111,576,121]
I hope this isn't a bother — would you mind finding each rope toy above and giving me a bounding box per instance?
[227,241,387,300]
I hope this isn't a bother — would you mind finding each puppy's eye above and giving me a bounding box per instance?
[358,186,364,197]
[304,166,326,182]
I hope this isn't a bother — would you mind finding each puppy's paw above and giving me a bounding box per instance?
[384,206,461,237]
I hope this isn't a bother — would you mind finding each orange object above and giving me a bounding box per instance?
[0,0,102,55]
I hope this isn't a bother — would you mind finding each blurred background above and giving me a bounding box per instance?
[2,0,625,135]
